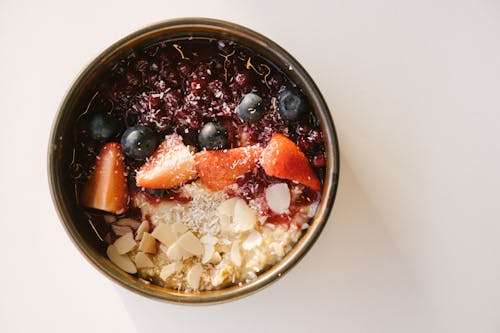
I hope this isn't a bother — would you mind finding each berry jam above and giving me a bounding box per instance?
[72,38,325,193]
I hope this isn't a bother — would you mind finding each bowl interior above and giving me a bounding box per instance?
[49,18,339,303]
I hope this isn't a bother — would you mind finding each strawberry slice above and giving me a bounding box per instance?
[136,134,197,189]
[195,145,263,191]
[80,142,129,214]
[261,133,321,190]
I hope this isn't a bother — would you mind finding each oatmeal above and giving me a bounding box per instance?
[72,38,325,291]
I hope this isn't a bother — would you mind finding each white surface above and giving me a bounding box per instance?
[1,0,500,332]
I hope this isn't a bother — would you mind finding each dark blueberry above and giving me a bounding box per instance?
[120,125,159,160]
[87,113,119,142]
[198,122,228,150]
[277,87,309,121]
[235,93,264,123]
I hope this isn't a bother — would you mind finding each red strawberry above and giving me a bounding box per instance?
[136,134,197,189]
[80,142,129,214]
[195,145,263,191]
[261,133,321,190]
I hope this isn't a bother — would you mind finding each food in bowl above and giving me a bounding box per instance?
[70,37,326,291]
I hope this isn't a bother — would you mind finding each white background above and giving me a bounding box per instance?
[1,0,499,332]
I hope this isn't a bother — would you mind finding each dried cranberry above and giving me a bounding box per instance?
[188,78,207,94]
[234,71,251,88]
[312,154,326,167]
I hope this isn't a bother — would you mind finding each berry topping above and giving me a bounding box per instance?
[198,122,229,150]
[277,87,309,121]
[120,125,159,160]
[235,93,264,123]
[80,142,129,214]
[135,134,197,189]
[87,113,119,142]
[194,145,263,191]
[261,133,321,190]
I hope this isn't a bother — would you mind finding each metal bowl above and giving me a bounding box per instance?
[48,18,340,303]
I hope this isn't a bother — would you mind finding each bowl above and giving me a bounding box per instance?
[48,17,340,303]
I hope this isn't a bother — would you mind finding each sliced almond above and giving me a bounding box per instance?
[242,230,262,250]
[134,252,154,269]
[138,232,157,254]
[210,251,222,265]
[107,245,137,274]
[151,223,176,247]
[200,234,218,246]
[171,222,188,236]
[230,241,242,266]
[307,201,319,218]
[160,262,181,281]
[111,224,133,237]
[233,199,257,232]
[217,197,239,217]
[135,220,150,241]
[104,214,117,223]
[177,231,203,256]
[186,263,203,290]
[113,232,137,255]
[265,183,291,214]
[116,217,141,229]
[166,240,190,261]
[201,244,215,264]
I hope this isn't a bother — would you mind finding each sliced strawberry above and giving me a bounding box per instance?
[136,134,197,189]
[195,145,263,191]
[261,133,321,190]
[80,142,129,214]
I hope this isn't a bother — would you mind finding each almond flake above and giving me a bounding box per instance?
[151,223,176,246]
[230,241,242,266]
[166,240,190,261]
[160,262,181,281]
[201,244,215,264]
[233,199,257,232]
[171,222,188,235]
[138,232,157,254]
[177,231,203,256]
[200,234,218,245]
[187,263,203,290]
[265,183,290,214]
[116,217,141,229]
[217,197,239,217]
[104,215,117,223]
[111,224,133,237]
[135,220,150,241]
[113,232,137,254]
[134,252,154,268]
[107,245,137,274]
[242,230,262,250]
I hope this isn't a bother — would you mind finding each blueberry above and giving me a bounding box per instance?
[236,93,264,123]
[277,87,309,121]
[198,122,228,150]
[120,125,159,160]
[87,113,119,142]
